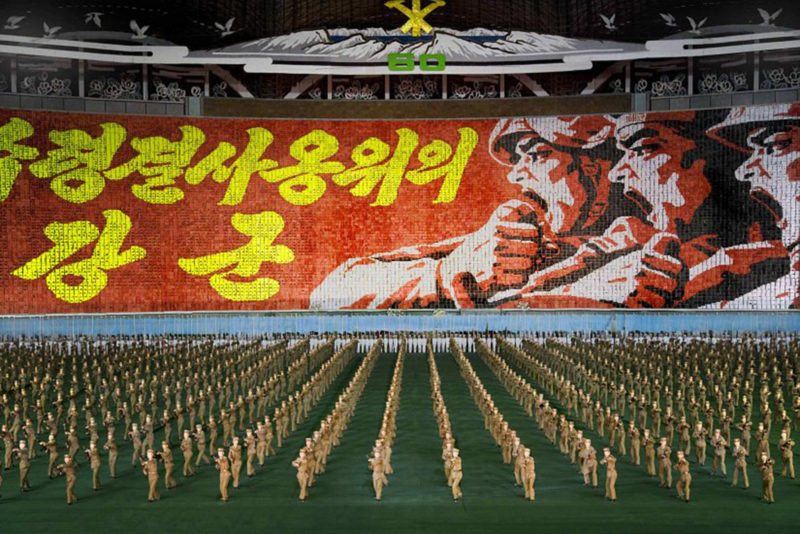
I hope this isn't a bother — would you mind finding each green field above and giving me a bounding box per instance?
[1,350,797,534]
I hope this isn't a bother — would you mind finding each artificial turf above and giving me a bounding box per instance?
[0,348,797,534]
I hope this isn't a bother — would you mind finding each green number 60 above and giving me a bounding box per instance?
[419,54,446,71]
[388,53,446,72]
[388,53,416,71]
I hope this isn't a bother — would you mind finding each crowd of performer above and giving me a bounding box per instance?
[292,340,378,500]
[451,340,537,501]
[367,341,404,500]
[429,340,462,500]
[0,335,340,502]
[494,335,796,504]
[0,332,796,506]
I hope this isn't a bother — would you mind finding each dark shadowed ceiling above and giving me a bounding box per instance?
[0,1,796,48]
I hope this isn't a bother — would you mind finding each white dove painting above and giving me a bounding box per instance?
[757,8,783,26]
[42,21,61,38]
[600,14,617,31]
[4,15,25,30]
[130,19,150,40]
[85,12,103,28]
[687,16,708,34]
[659,13,677,27]
[215,17,237,37]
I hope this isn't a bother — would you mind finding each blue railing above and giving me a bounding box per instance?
[0,310,797,336]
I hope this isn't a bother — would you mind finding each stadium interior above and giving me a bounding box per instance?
[0,1,798,532]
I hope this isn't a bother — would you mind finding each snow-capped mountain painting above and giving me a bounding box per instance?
[0,20,795,77]
[202,27,643,64]
[190,24,800,75]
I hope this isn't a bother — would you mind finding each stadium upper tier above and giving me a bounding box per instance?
[0,1,797,99]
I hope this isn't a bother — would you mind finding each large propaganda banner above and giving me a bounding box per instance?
[0,104,797,314]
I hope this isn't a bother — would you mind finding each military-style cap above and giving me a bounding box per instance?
[706,103,800,153]
[490,115,615,165]
[614,111,696,137]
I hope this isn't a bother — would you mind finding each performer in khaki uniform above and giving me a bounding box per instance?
[581,438,598,487]
[614,416,626,456]
[86,441,101,490]
[513,438,525,485]
[207,415,218,457]
[56,454,78,505]
[522,448,535,502]
[103,431,118,478]
[719,409,732,444]
[677,416,691,455]
[41,433,59,478]
[758,453,775,504]
[180,430,195,477]
[66,425,81,461]
[193,425,210,466]
[754,422,768,459]
[1,425,14,471]
[443,442,454,484]
[599,447,617,501]
[143,415,155,452]
[664,407,676,446]
[576,433,587,472]
[229,436,243,489]
[244,429,257,477]
[255,422,268,466]
[142,449,160,502]
[737,416,752,455]
[14,441,31,491]
[657,437,672,488]
[161,409,172,446]
[628,423,640,465]
[710,429,727,477]
[368,449,386,500]
[264,416,276,457]
[161,441,177,489]
[643,429,656,476]
[693,422,708,466]
[731,438,749,488]
[292,450,310,500]
[778,431,795,479]
[129,423,142,466]
[380,435,394,477]
[570,430,583,466]
[303,438,317,487]
[215,448,231,502]
[449,448,463,501]
[674,451,691,503]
